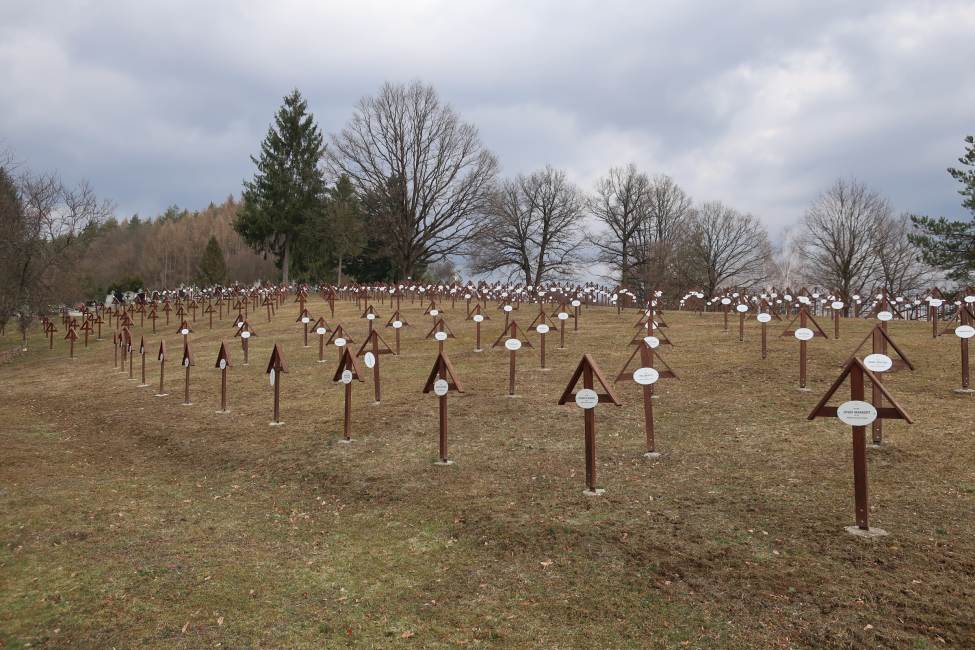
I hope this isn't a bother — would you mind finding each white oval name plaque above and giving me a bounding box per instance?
[877,311,893,322]
[364,352,376,368]
[434,331,448,341]
[643,335,660,348]
[575,388,598,409]
[863,353,893,373]
[956,325,975,339]
[504,338,522,351]
[633,367,659,385]
[340,369,353,384]
[473,314,484,323]
[837,400,877,426]
[433,379,449,396]
[334,337,347,347]
[536,324,550,334]
[757,313,772,323]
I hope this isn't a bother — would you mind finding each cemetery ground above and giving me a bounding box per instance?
[1,299,973,648]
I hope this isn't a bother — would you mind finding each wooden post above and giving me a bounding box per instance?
[850,365,869,529]
[156,341,168,397]
[266,344,287,425]
[423,352,464,465]
[558,355,621,495]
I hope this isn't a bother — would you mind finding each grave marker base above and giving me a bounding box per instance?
[215,410,231,414]
[845,525,888,538]
[952,388,975,394]
[154,393,169,397]
[434,460,455,466]
[643,452,662,459]
[583,488,606,496]
[269,421,284,427]
[338,438,353,444]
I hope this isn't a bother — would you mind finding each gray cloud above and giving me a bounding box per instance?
[1,1,972,237]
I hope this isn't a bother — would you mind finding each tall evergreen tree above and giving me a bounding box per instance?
[910,135,975,283]
[198,235,227,285]
[235,89,327,283]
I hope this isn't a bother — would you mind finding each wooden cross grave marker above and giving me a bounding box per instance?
[781,305,829,390]
[807,357,913,536]
[356,329,396,404]
[311,316,331,362]
[615,336,678,457]
[235,320,256,365]
[137,336,149,387]
[558,354,621,495]
[266,343,288,426]
[215,341,232,413]
[155,340,168,397]
[297,308,312,347]
[333,347,365,442]
[466,303,490,352]
[181,340,194,406]
[65,326,78,359]
[492,321,533,396]
[422,352,465,465]
[385,311,410,355]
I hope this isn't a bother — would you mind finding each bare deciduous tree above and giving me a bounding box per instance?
[875,212,932,295]
[797,178,889,307]
[470,166,585,285]
[632,175,693,294]
[687,201,770,296]
[328,81,499,279]
[588,164,650,287]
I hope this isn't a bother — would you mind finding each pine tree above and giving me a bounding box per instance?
[235,89,326,283]
[910,135,975,283]
[198,235,227,285]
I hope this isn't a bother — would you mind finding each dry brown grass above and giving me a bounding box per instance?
[1,298,973,648]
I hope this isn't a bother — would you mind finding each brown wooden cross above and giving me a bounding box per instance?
[466,304,490,352]
[615,338,678,457]
[422,352,465,465]
[181,340,194,405]
[155,340,169,397]
[266,343,288,425]
[215,341,232,413]
[355,329,396,403]
[558,354,621,494]
[333,347,365,442]
[492,321,533,396]
[808,357,912,534]
[781,305,829,389]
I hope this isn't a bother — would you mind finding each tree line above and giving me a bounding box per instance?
[1,81,972,337]
[235,83,974,300]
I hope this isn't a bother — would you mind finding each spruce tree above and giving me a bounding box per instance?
[910,135,975,283]
[198,235,227,285]
[235,89,326,283]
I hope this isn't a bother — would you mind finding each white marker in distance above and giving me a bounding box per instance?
[536,324,550,334]
[735,304,748,313]
[364,352,376,368]
[574,388,598,409]
[877,311,893,321]
[473,314,484,323]
[633,367,659,385]
[643,335,660,348]
[956,325,975,339]
[434,331,448,341]
[393,320,403,329]
[756,313,772,323]
[558,312,569,321]
[269,368,276,386]
[316,326,327,335]
[334,337,347,347]
[504,338,522,351]
[837,400,877,426]
[340,369,353,384]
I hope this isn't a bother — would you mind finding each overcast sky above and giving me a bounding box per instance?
[1,1,973,240]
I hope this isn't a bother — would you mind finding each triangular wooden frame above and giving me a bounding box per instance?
[614,343,678,382]
[780,305,829,338]
[425,317,457,340]
[355,329,397,357]
[841,325,914,372]
[214,341,232,369]
[807,357,912,423]
[266,343,288,374]
[558,354,621,405]
[422,351,465,393]
[491,320,534,348]
[332,347,365,382]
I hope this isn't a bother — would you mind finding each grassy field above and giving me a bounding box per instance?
[1,297,973,648]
